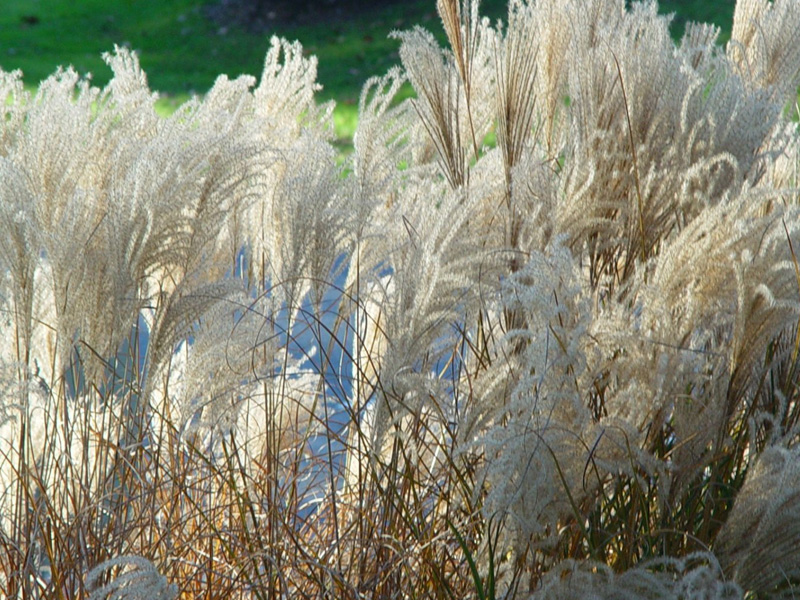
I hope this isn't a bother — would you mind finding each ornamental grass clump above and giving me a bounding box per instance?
[1,0,800,598]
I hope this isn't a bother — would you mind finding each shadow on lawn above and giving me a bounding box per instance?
[207,0,409,33]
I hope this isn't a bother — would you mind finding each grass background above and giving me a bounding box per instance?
[0,0,734,147]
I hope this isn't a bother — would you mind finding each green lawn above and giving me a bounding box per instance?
[0,0,736,142]
[659,0,735,41]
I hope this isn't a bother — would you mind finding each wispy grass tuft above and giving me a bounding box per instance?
[1,1,800,599]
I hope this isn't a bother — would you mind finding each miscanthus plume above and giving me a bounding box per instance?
[2,0,800,598]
